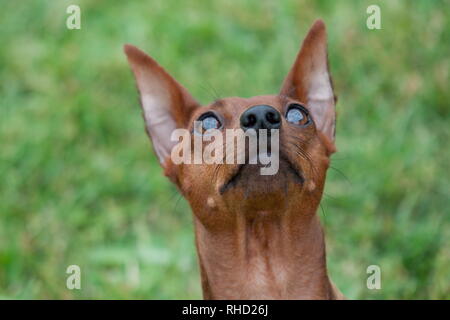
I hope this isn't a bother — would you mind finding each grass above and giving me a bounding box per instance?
[0,0,448,299]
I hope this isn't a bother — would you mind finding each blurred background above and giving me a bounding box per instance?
[0,0,449,299]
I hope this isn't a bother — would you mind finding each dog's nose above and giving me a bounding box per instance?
[240,105,281,131]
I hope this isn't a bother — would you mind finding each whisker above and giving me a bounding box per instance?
[198,82,221,101]
[319,202,327,223]
[323,192,338,201]
[206,82,221,101]
[329,165,351,185]
[174,193,184,211]
[162,188,181,207]
[284,139,320,179]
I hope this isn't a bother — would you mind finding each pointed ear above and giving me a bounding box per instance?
[124,44,200,166]
[280,20,336,145]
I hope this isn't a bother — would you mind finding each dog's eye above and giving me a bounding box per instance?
[202,115,220,130]
[195,112,222,134]
[286,104,310,126]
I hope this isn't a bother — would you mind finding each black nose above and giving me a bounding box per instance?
[240,105,281,131]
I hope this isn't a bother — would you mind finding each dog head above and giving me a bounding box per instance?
[125,20,336,229]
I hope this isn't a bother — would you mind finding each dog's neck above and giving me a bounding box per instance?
[193,208,338,299]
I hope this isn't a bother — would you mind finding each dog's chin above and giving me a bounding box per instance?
[218,158,304,212]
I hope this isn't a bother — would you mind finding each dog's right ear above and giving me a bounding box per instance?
[124,44,200,167]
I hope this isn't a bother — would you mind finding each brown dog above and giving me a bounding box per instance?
[124,19,344,299]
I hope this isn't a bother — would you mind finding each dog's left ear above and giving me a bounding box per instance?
[280,19,336,148]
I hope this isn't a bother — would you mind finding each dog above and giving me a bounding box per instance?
[124,19,344,299]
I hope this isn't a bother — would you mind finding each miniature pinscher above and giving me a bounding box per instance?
[125,19,344,299]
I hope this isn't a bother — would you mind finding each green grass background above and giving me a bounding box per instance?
[0,0,449,299]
